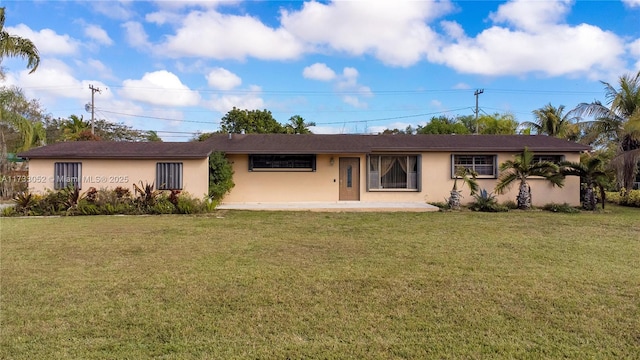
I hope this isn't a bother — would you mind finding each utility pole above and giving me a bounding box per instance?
[474,89,484,134]
[89,85,102,135]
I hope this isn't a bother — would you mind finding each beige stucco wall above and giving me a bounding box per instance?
[223,152,583,207]
[25,158,209,198]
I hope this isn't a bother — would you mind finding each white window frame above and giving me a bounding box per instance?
[532,154,564,164]
[451,154,497,178]
[367,154,420,191]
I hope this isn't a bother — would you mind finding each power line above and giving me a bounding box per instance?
[98,107,473,126]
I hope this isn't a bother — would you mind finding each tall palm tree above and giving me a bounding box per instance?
[560,154,611,210]
[571,71,640,191]
[523,103,580,140]
[495,147,564,209]
[285,115,315,134]
[0,7,40,73]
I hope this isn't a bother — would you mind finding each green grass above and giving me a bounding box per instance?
[1,207,639,359]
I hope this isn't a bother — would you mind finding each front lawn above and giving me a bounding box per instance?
[1,207,638,359]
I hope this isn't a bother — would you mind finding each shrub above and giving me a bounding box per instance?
[502,200,518,210]
[606,189,640,207]
[1,206,16,217]
[76,200,100,215]
[427,201,450,210]
[208,151,234,201]
[542,203,581,213]
[149,195,174,214]
[469,189,508,212]
[13,191,38,215]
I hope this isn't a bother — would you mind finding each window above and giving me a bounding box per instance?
[452,155,496,177]
[533,155,564,164]
[249,154,316,171]
[156,162,183,190]
[368,155,419,190]
[54,162,81,190]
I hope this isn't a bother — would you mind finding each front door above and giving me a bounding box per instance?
[339,157,360,201]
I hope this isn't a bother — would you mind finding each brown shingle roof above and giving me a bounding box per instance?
[17,134,590,159]
[17,141,213,159]
[205,134,591,154]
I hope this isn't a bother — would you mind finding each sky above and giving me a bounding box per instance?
[2,0,640,140]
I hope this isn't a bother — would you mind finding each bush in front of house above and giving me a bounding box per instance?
[468,189,509,212]
[606,189,640,207]
[541,203,581,213]
[1,185,217,217]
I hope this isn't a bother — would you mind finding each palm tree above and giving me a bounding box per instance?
[0,89,45,151]
[0,7,40,73]
[495,147,564,209]
[145,130,163,142]
[448,166,479,210]
[285,115,315,134]
[523,103,580,140]
[571,71,640,191]
[560,154,611,210]
[61,115,90,141]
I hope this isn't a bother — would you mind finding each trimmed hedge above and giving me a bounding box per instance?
[606,190,640,207]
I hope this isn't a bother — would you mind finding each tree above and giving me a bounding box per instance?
[560,154,611,210]
[523,103,580,140]
[448,166,479,210]
[208,151,234,201]
[61,115,91,141]
[494,147,564,209]
[380,125,415,134]
[571,71,640,191]
[285,115,315,134]
[477,113,519,134]
[219,107,285,134]
[0,7,40,73]
[417,116,470,135]
[145,130,162,142]
[0,86,46,152]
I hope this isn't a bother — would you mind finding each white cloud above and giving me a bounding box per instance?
[159,10,304,60]
[152,0,242,10]
[122,21,151,49]
[145,11,183,26]
[206,67,242,90]
[303,63,336,81]
[281,1,449,67]
[342,95,367,109]
[90,1,134,20]
[336,67,373,109]
[8,58,112,102]
[629,38,640,72]
[489,0,573,32]
[622,0,640,8]
[6,24,78,56]
[452,82,471,90]
[205,85,265,114]
[84,24,113,46]
[120,70,201,107]
[430,0,627,79]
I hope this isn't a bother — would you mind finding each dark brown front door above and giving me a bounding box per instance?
[339,157,360,201]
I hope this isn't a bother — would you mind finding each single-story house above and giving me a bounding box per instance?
[18,134,590,207]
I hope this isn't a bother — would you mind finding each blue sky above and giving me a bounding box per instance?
[2,0,640,140]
